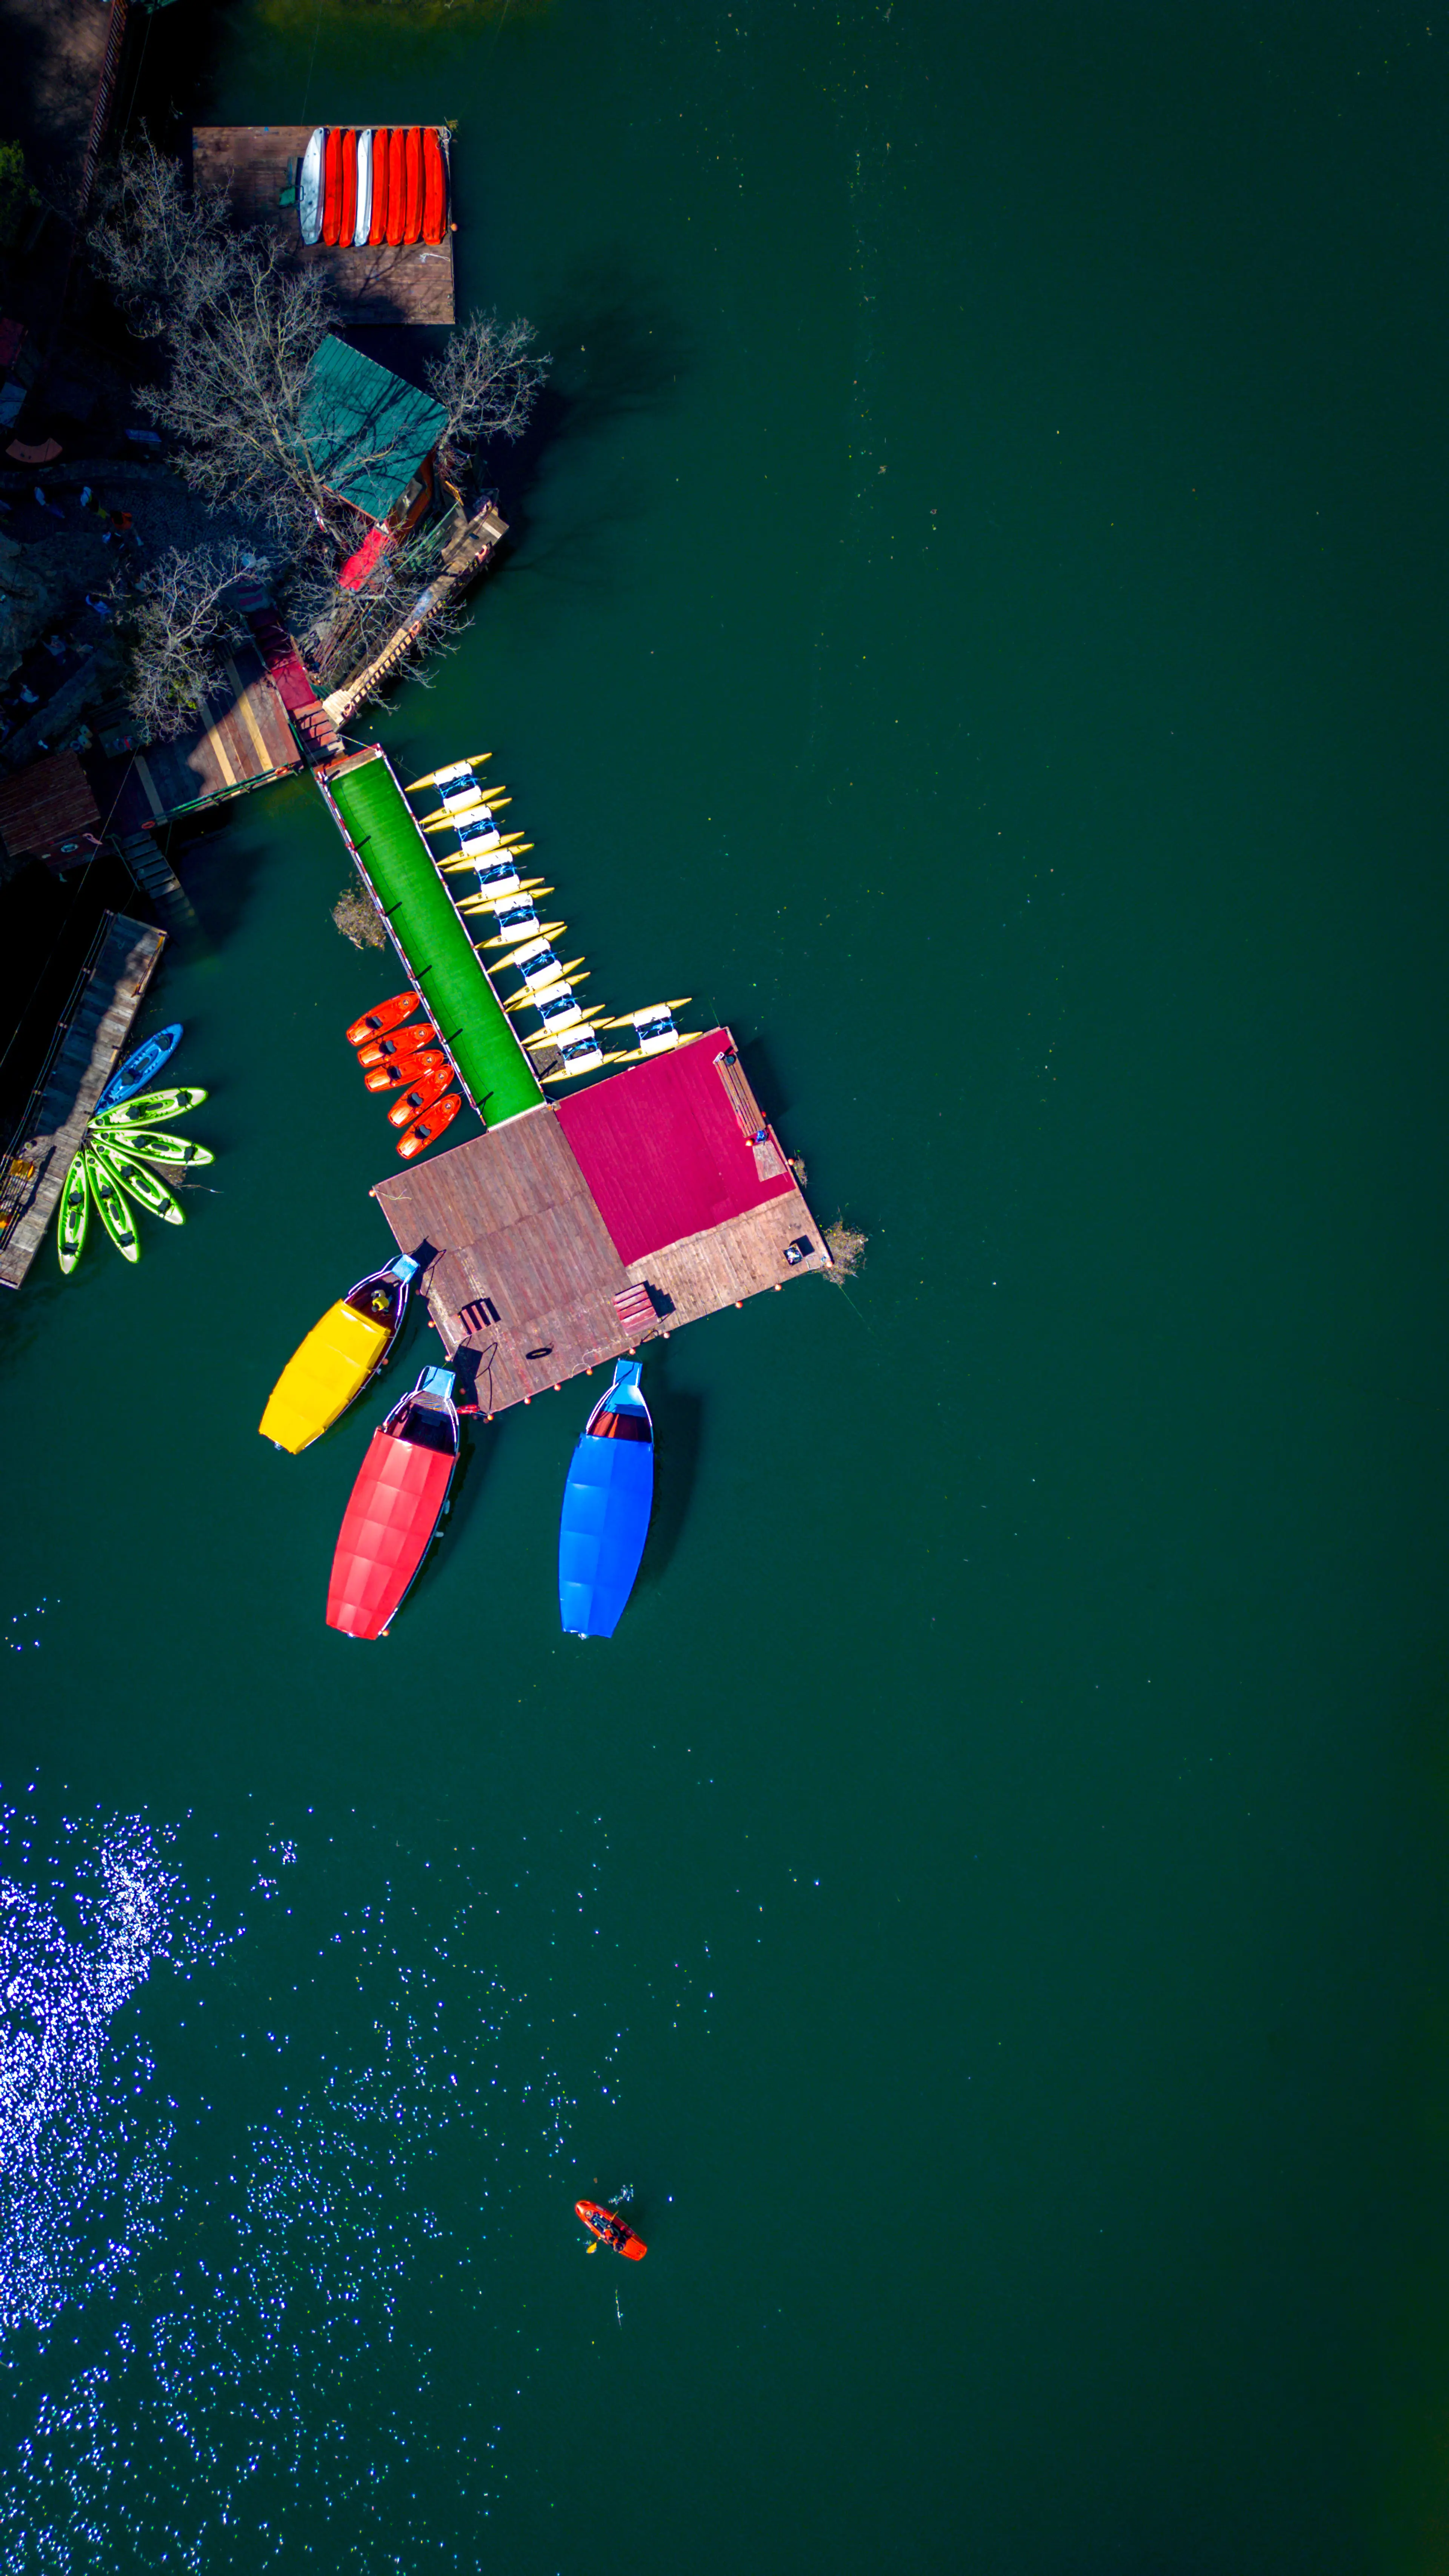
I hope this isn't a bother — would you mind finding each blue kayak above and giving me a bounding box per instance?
[96,1024,182,1114]
[558,1358,654,1637]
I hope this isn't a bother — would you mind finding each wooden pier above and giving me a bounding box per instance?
[192,127,455,328]
[321,499,508,725]
[97,640,301,840]
[370,1033,831,1413]
[0,913,166,1290]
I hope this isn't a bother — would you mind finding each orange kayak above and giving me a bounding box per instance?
[322,126,343,245]
[339,129,357,247]
[387,1060,454,1126]
[356,1020,438,1071]
[576,2200,646,2260]
[369,127,390,243]
[364,1047,446,1094]
[403,128,424,243]
[387,127,407,245]
[422,128,447,244]
[396,1093,461,1159]
[346,991,418,1048]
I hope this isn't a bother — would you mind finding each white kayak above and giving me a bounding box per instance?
[354,130,372,246]
[299,128,325,245]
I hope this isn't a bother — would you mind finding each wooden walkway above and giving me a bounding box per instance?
[0,913,165,1290]
[192,126,455,327]
[98,640,301,838]
[370,1097,829,1415]
[321,501,507,724]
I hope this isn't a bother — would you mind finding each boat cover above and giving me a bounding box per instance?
[327,1428,453,1638]
[260,1301,392,1453]
[558,1375,653,1638]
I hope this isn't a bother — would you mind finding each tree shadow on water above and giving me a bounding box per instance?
[638,1353,702,1593]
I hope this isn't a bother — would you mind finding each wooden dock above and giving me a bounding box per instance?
[0,914,166,1290]
[321,500,508,724]
[97,640,301,839]
[192,127,455,328]
[370,1035,831,1413]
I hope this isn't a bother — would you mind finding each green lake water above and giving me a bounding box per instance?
[2,5,1447,2566]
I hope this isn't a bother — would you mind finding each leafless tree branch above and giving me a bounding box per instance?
[115,540,261,739]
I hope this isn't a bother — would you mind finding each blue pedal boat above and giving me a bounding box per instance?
[558,1359,654,1637]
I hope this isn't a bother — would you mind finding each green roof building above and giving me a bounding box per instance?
[299,336,449,526]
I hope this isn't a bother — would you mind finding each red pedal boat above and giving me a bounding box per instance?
[576,2201,646,2260]
[387,1060,454,1126]
[396,1093,461,1159]
[364,1047,447,1094]
[356,1020,438,1071]
[346,992,418,1047]
[326,1366,458,1639]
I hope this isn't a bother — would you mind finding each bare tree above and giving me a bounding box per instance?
[89,134,243,337]
[426,313,550,450]
[117,541,260,739]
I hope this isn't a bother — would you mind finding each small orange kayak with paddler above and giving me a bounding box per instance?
[356,1020,438,1071]
[364,1047,448,1094]
[575,2200,646,2259]
[346,992,419,1047]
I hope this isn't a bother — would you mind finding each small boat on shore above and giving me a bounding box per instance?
[326,1365,459,1638]
[346,992,419,1048]
[99,1125,214,1167]
[356,1020,438,1071]
[403,127,424,244]
[260,1252,419,1454]
[299,128,325,244]
[558,1358,653,1637]
[95,1024,182,1115]
[82,1146,139,1262]
[94,1141,183,1225]
[322,126,343,245]
[386,127,407,245]
[95,1083,206,1128]
[422,127,447,245]
[575,2201,647,2260]
[353,129,372,246]
[339,129,358,249]
[56,1153,89,1273]
[364,1047,447,1094]
[396,1093,461,1159]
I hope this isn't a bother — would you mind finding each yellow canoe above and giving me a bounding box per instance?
[260,1253,419,1452]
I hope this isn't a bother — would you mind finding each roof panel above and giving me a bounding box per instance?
[300,335,448,523]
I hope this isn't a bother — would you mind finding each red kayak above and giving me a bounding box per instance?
[364,1047,447,1095]
[387,1060,454,1126]
[396,1093,461,1159]
[326,1367,458,1639]
[576,2201,646,2260]
[339,129,357,248]
[346,991,418,1048]
[322,126,343,246]
[356,1020,438,1071]
[369,128,390,243]
[422,128,447,245]
[387,128,407,245]
[403,128,424,243]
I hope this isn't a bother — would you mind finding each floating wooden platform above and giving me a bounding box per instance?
[0,914,166,1290]
[370,1034,831,1413]
[192,126,455,327]
[97,640,302,838]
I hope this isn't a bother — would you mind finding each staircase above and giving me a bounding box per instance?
[234,583,345,767]
[114,829,197,926]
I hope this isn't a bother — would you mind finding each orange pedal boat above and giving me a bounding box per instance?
[387,1061,454,1126]
[576,2201,646,2260]
[396,1093,461,1160]
[365,1047,447,1094]
[357,1021,438,1071]
[346,992,419,1048]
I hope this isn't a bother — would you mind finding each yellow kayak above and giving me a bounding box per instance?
[260,1253,419,1453]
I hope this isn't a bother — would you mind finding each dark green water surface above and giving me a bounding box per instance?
[2,6,1447,2568]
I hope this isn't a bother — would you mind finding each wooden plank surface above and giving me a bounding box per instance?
[0,916,166,1290]
[192,127,455,327]
[102,641,300,835]
[369,1098,833,1413]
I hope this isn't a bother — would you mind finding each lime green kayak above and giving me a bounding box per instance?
[56,1153,89,1274]
[94,1086,207,1129]
[94,1141,183,1226]
[100,1126,214,1168]
[82,1147,140,1262]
